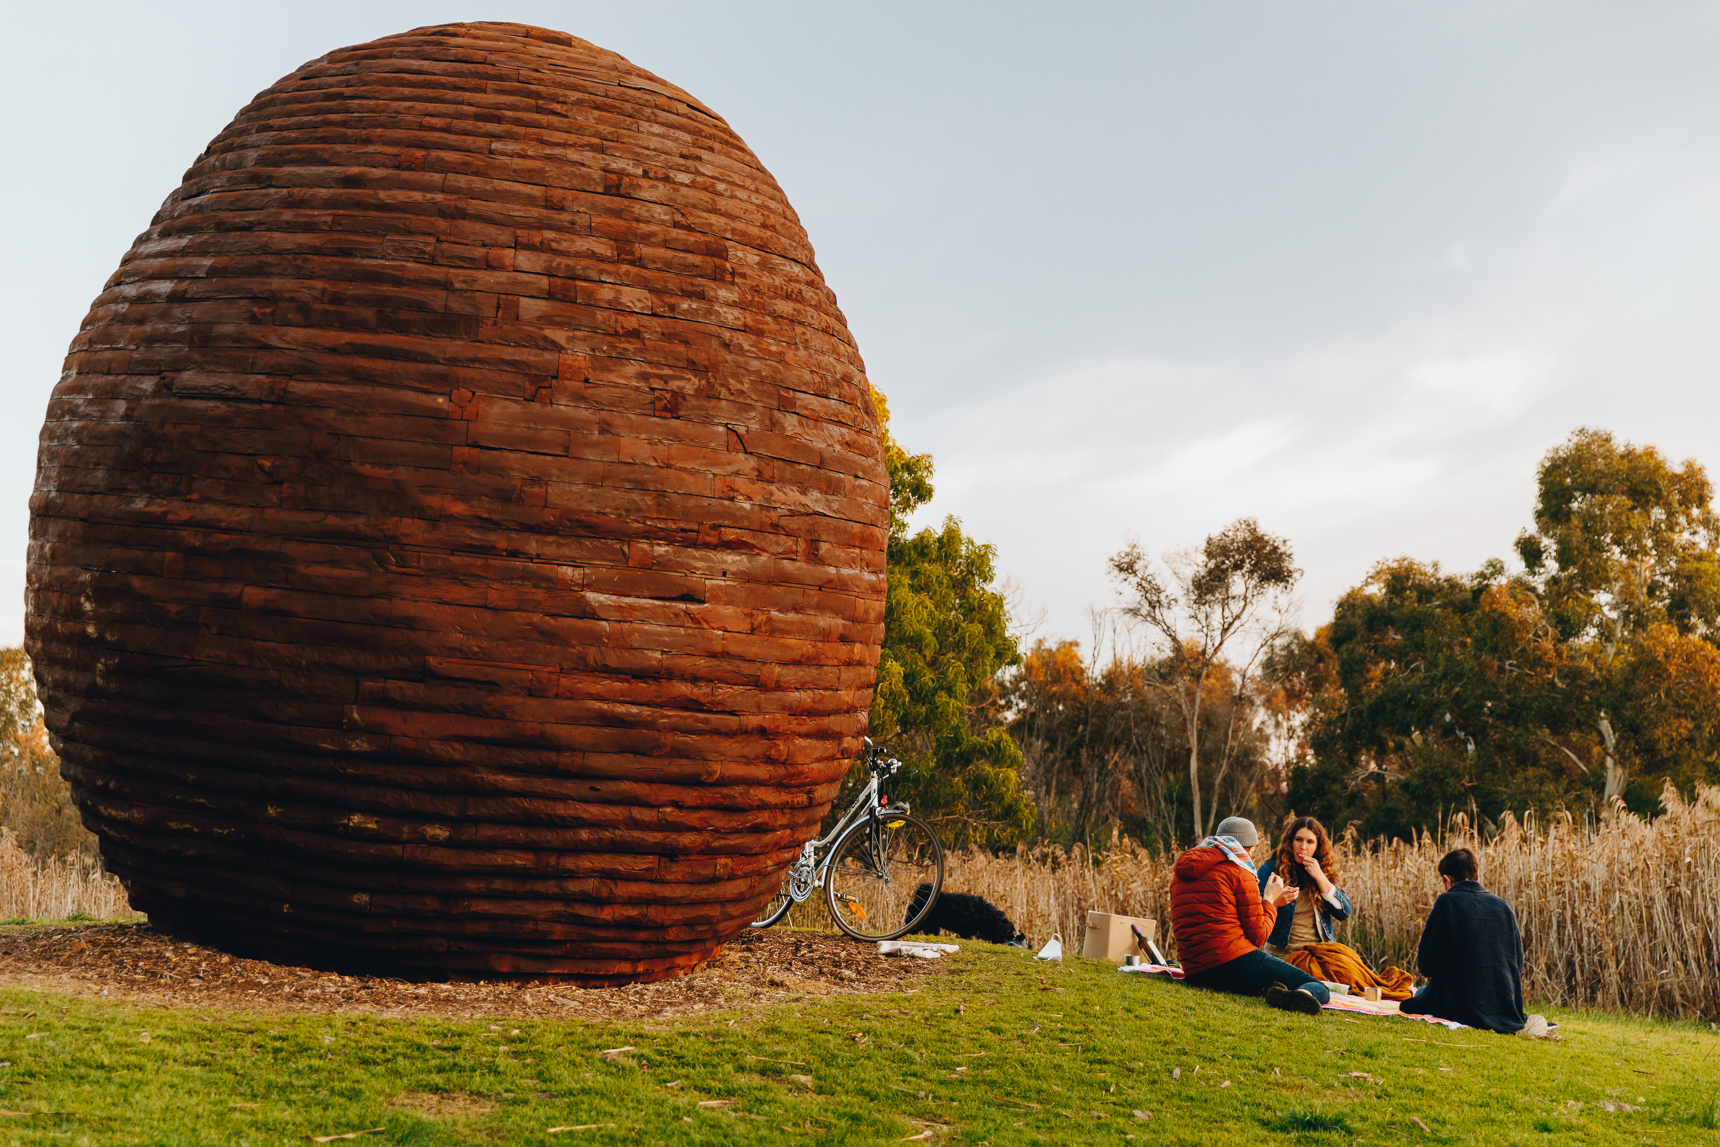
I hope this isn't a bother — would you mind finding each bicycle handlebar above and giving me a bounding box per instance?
[863,740,902,776]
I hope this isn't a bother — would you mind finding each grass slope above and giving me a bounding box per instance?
[0,932,1716,1145]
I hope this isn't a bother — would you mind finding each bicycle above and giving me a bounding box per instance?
[749,739,945,941]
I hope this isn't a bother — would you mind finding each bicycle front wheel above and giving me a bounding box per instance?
[824,813,944,941]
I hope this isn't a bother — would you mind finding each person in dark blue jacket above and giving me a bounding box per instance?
[1400,848,1530,1033]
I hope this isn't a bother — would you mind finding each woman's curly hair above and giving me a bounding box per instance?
[1274,815,1340,894]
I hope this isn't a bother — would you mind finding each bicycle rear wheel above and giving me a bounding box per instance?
[750,874,793,929]
[824,813,944,941]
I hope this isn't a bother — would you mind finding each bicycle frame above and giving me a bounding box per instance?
[784,757,902,902]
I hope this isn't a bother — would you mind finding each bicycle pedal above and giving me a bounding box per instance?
[834,894,869,922]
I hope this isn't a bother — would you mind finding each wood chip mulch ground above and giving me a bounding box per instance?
[0,922,942,1022]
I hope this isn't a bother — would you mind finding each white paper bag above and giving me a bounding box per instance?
[1034,933,1063,961]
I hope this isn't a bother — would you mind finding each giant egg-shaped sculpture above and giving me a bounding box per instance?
[25,22,886,983]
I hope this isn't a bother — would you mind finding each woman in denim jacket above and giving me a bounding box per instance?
[1255,816,1414,998]
[1255,816,1352,951]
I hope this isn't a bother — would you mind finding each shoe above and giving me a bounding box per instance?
[1265,984,1324,1016]
[1517,1014,1560,1038]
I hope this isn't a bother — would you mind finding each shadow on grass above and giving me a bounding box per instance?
[1263,1104,1350,1134]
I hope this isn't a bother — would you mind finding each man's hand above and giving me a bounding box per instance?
[1263,873,1296,907]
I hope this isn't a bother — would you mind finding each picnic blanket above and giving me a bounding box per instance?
[1120,963,1465,1029]
[1278,941,1415,1001]
[1323,991,1465,1029]
[1118,963,1185,979]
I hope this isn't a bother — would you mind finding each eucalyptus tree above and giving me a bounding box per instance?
[864,393,1033,848]
[1516,428,1720,801]
[1109,519,1300,840]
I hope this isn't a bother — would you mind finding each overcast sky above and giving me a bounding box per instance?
[5,1,1720,652]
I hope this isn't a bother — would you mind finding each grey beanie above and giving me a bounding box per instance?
[1215,816,1259,846]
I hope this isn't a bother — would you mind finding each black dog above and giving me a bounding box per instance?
[906,883,1027,946]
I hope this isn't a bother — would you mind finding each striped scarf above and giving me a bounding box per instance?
[1198,834,1257,873]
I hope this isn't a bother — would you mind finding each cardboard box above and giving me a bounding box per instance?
[1080,911,1157,962]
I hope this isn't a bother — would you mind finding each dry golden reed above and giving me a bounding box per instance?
[943,783,1720,1019]
[0,828,136,921]
[943,835,1176,957]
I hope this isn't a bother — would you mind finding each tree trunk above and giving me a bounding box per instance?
[1074,747,1100,847]
[1187,670,1206,842]
[1598,711,1625,802]
[1188,742,1202,843]
[1204,691,1245,838]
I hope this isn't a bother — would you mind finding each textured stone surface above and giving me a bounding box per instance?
[25,21,885,983]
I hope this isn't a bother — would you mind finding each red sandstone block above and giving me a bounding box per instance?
[513,229,612,259]
[463,422,571,456]
[574,281,653,314]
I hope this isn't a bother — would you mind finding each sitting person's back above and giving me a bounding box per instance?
[1400,848,1528,1034]
[1170,835,1273,973]
[1168,816,1330,1016]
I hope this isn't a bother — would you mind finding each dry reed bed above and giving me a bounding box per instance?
[0,828,135,921]
[944,783,1720,1019]
[2,789,1716,1018]
[943,837,1175,958]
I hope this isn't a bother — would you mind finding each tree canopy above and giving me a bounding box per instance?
[862,393,1033,847]
[1516,428,1720,800]
[0,647,97,860]
[1109,519,1300,840]
[1006,634,1284,853]
[1290,429,1720,838]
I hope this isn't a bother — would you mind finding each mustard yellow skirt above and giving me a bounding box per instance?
[1275,941,1415,1001]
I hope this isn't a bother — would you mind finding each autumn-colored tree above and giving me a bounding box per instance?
[1108,519,1301,840]
[1007,637,1120,844]
[0,647,98,860]
[1615,622,1720,794]
[1007,632,1285,851]
[1257,626,1342,770]
[863,394,1033,848]
[0,648,33,750]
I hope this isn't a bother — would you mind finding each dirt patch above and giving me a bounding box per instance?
[0,922,941,1021]
[387,1090,498,1118]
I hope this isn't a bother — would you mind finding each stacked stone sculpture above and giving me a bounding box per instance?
[25,22,886,983]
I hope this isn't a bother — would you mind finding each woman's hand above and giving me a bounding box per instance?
[1300,855,1335,896]
[1263,873,1297,907]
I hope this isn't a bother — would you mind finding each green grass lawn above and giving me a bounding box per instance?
[1,931,1715,1145]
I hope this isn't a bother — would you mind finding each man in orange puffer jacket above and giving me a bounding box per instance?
[1171,816,1330,1016]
